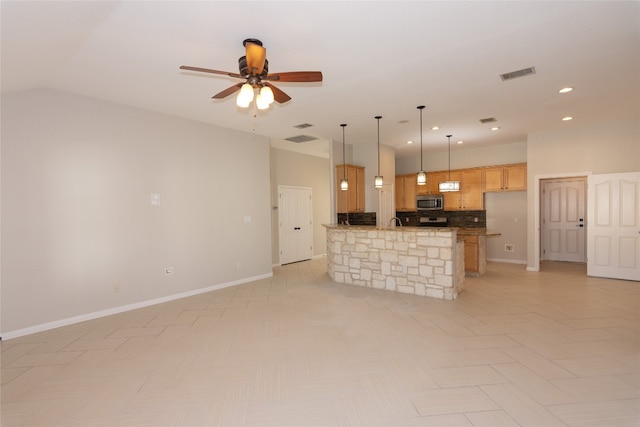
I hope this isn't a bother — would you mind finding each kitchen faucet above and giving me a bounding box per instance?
[389,217,402,227]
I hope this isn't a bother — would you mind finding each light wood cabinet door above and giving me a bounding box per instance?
[336,164,365,213]
[463,235,479,272]
[482,167,504,192]
[461,169,483,210]
[395,174,417,212]
[482,163,527,192]
[443,171,462,210]
[426,171,447,195]
[504,163,526,191]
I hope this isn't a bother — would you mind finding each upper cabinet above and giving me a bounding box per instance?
[425,171,447,195]
[441,169,483,211]
[482,163,527,192]
[336,164,365,213]
[395,162,526,212]
[395,174,417,212]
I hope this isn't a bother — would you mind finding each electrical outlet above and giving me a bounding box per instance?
[504,244,515,252]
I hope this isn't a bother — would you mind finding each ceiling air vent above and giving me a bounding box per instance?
[500,66,536,81]
[293,123,314,129]
[285,135,318,143]
[479,117,497,124]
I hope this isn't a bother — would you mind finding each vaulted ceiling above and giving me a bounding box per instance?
[2,1,638,158]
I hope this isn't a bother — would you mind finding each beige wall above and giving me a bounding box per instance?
[353,143,396,213]
[485,191,528,263]
[526,116,640,270]
[1,89,273,336]
[395,141,527,174]
[269,148,331,264]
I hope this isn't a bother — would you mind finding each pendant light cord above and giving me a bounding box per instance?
[375,116,382,175]
[418,106,425,170]
[447,134,452,180]
[341,124,347,181]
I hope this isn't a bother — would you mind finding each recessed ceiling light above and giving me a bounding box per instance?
[491,127,500,131]
[562,116,573,121]
[457,140,464,144]
[559,87,573,93]
[432,126,440,130]
[407,140,413,144]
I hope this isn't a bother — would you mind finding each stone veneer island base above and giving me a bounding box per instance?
[324,225,465,300]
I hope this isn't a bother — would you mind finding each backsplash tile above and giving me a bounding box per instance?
[336,211,486,228]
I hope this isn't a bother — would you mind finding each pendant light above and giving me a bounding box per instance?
[439,134,460,192]
[340,124,348,191]
[374,116,383,189]
[416,105,427,186]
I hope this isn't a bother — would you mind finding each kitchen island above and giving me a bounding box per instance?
[457,229,501,276]
[323,224,465,300]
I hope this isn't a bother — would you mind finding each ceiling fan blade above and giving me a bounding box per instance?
[180,65,242,79]
[267,71,323,82]
[264,82,291,103]
[245,42,266,75]
[212,83,243,99]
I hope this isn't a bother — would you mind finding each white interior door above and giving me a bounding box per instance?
[587,172,640,281]
[278,186,313,265]
[377,182,394,227]
[541,178,586,262]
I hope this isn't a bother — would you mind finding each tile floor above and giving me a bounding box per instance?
[1,259,638,426]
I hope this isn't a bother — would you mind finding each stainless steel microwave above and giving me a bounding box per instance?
[416,194,444,210]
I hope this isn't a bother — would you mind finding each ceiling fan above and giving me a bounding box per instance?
[180,38,323,109]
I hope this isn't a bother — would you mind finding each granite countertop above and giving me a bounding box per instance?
[456,228,502,237]
[322,224,449,231]
[323,224,501,236]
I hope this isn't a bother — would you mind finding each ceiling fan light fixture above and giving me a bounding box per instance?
[236,94,251,108]
[256,93,270,110]
[260,86,274,104]
[237,83,254,107]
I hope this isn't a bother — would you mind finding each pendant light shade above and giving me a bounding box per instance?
[340,124,348,191]
[416,105,426,185]
[374,116,383,189]
[439,134,460,192]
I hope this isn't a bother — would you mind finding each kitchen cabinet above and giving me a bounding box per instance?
[426,171,448,195]
[395,174,417,211]
[462,235,480,274]
[458,232,498,276]
[482,163,527,192]
[336,164,365,213]
[443,169,483,211]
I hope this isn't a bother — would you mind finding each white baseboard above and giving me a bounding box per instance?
[272,254,326,268]
[1,272,273,341]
